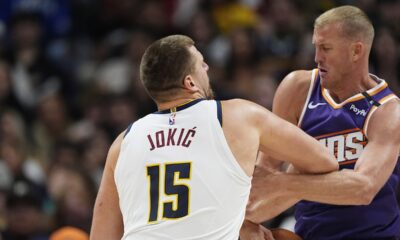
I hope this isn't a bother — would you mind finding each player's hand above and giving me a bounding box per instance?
[240,220,275,240]
[249,165,283,201]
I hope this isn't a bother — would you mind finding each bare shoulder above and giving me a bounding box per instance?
[273,70,313,124]
[221,98,270,122]
[368,98,400,142]
[221,98,276,135]
[275,70,313,103]
[221,98,264,112]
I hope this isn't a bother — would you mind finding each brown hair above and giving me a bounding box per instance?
[140,35,196,102]
[314,5,374,46]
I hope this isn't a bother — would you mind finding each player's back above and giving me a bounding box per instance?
[115,99,251,240]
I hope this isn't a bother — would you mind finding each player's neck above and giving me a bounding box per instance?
[157,95,203,111]
[328,71,376,103]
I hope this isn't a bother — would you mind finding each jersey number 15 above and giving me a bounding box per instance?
[146,162,191,222]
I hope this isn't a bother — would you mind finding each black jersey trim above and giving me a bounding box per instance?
[216,100,223,127]
[362,91,381,107]
[153,98,205,114]
[123,123,133,138]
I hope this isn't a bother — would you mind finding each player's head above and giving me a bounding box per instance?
[312,6,374,89]
[140,35,213,103]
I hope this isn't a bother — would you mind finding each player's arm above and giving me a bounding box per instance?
[279,99,400,205]
[256,70,336,174]
[255,70,314,172]
[90,132,125,240]
[244,92,338,225]
[244,70,329,224]
[253,103,337,173]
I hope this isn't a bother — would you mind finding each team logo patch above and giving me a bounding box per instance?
[316,128,367,165]
[169,112,176,125]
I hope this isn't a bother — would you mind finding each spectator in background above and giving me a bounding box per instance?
[80,129,111,186]
[4,12,77,121]
[134,0,171,38]
[48,165,96,233]
[225,27,262,100]
[211,0,258,35]
[2,179,50,240]
[186,9,229,68]
[31,93,71,169]
[0,0,71,39]
[0,110,46,186]
[371,27,400,95]
[0,61,24,113]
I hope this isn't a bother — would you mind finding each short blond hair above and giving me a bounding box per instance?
[314,5,374,46]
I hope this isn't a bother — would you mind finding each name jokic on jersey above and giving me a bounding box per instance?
[147,127,197,151]
[317,129,367,163]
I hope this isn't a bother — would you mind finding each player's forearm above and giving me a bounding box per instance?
[246,195,298,224]
[246,169,300,223]
[286,170,372,205]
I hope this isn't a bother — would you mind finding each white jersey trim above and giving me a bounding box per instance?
[298,69,318,127]
[322,75,388,109]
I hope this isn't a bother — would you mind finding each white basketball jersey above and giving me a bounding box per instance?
[114,99,251,240]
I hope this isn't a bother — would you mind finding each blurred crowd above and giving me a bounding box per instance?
[0,0,399,239]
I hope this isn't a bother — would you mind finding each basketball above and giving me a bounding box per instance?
[271,228,302,240]
[49,226,89,240]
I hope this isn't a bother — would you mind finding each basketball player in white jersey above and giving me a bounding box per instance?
[90,35,338,240]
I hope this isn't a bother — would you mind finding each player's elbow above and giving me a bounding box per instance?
[349,175,377,205]
[320,156,339,173]
[357,179,377,205]
[304,155,338,174]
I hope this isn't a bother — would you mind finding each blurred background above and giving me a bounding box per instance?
[0,0,399,239]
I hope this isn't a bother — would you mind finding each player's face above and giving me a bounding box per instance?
[313,23,354,90]
[188,46,214,99]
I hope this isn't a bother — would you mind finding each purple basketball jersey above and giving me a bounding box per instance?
[295,69,400,240]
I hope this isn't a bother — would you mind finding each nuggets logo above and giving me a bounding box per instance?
[317,129,367,165]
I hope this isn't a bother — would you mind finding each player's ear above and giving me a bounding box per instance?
[351,42,363,62]
[183,75,197,91]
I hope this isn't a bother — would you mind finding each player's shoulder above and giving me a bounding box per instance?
[368,98,400,140]
[221,99,267,115]
[369,97,400,133]
[273,70,314,123]
[277,70,313,96]
[221,98,272,127]
[372,96,400,119]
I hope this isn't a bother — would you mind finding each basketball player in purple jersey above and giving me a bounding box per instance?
[241,5,400,240]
